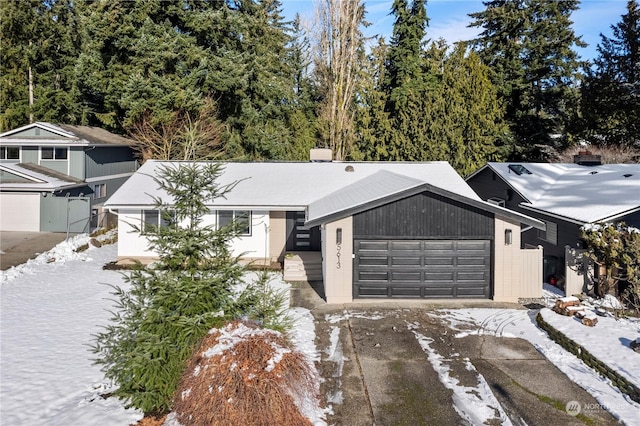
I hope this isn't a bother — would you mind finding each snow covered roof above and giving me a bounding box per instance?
[0,163,87,192]
[106,160,545,229]
[105,160,480,211]
[475,162,640,224]
[307,170,425,225]
[0,122,135,146]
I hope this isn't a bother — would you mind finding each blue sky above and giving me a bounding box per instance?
[281,0,630,61]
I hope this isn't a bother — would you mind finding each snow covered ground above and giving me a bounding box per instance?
[0,235,324,426]
[431,306,640,424]
[1,235,639,425]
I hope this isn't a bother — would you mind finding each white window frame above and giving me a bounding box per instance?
[538,220,558,245]
[40,146,68,160]
[218,210,251,236]
[0,146,20,160]
[93,183,107,199]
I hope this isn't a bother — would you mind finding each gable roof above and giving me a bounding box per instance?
[468,162,640,224]
[105,160,479,209]
[306,169,545,229]
[105,160,544,229]
[0,122,135,147]
[0,163,87,192]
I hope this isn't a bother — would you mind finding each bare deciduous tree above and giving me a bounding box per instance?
[128,98,224,162]
[313,0,367,160]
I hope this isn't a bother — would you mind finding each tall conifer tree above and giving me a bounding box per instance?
[581,0,640,147]
[470,0,585,159]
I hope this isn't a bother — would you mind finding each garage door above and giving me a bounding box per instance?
[354,239,491,299]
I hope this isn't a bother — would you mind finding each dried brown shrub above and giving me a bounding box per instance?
[172,321,320,426]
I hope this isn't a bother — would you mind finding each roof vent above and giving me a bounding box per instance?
[624,173,633,178]
[508,164,532,175]
[345,165,354,172]
[310,148,332,162]
[573,151,602,166]
[590,170,598,175]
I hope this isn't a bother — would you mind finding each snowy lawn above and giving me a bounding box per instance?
[1,234,323,426]
[2,235,639,425]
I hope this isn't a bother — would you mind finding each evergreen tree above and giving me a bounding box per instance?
[0,0,81,130]
[381,0,432,160]
[92,162,289,414]
[285,15,320,160]
[75,0,204,131]
[423,42,508,175]
[222,0,300,160]
[581,0,640,148]
[355,38,393,160]
[470,0,585,159]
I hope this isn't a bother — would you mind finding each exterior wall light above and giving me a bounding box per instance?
[505,229,513,245]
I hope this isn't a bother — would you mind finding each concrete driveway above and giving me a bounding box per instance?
[291,284,621,426]
[0,231,68,270]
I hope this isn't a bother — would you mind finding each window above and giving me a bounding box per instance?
[218,210,251,235]
[538,220,558,245]
[142,210,175,233]
[508,164,532,175]
[41,147,68,160]
[0,146,19,160]
[93,183,107,199]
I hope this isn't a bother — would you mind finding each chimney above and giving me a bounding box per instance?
[310,148,332,162]
[573,150,602,166]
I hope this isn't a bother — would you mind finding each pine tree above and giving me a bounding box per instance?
[355,38,393,160]
[470,0,585,159]
[383,0,432,160]
[223,0,300,160]
[92,162,289,414]
[581,0,640,148]
[0,0,81,130]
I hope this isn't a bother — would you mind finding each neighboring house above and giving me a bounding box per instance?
[104,151,546,304]
[0,122,139,232]
[466,159,640,294]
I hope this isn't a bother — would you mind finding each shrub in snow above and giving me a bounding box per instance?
[581,222,640,308]
[171,321,320,426]
[92,163,291,415]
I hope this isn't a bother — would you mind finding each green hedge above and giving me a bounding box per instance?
[536,312,640,403]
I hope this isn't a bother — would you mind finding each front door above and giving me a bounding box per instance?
[286,211,321,251]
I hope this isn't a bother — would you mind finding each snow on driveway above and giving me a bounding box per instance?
[433,308,640,425]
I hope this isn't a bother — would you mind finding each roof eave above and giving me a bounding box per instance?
[305,182,545,230]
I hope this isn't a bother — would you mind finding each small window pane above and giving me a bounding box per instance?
[236,210,250,235]
[41,147,53,159]
[143,210,159,233]
[218,211,233,228]
[54,147,67,159]
[3,147,19,159]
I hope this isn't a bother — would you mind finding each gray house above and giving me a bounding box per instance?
[0,122,139,232]
[466,159,640,290]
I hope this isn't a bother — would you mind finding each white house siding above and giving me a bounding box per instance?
[493,215,543,302]
[0,193,41,231]
[115,209,270,263]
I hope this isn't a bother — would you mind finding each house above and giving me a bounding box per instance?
[465,158,640,295]
[0,122,139,232]
[105,151,546,304]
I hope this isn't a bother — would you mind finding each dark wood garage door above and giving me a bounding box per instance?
[354,239,491,299]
